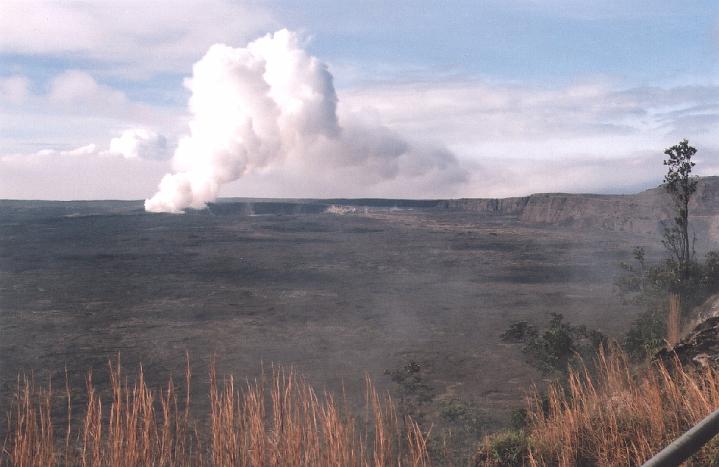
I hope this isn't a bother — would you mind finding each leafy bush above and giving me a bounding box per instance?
[439,398,485,434]
[500,321,537,343]
[510,407,528,430]
[502,313,606,374]
[474,430,529,466]
[623,307,667,360]
[385,360,433,404]
[385,360,434,428]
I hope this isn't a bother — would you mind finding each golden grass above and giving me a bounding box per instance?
[667,293,681,347]
[12,347,719,466]
[479,346,719,466]
[2,357,430,466]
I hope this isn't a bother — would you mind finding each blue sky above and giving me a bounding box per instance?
[0,1,717,201]
[281,0,718,86]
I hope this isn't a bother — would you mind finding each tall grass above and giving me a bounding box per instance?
[2,357,429,466]
[667,292,681,346]
[478,346,719,466]
[12,349,719,466]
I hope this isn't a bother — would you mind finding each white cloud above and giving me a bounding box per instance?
[36,143,98,157]
[0,148,168,200]
[48,70,126,105]
[340,79,719,165]
[0,0,276,76]
[0,75,30,104]
[0,71,181,156]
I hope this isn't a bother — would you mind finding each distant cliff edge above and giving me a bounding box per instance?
[442,177,719,242]
[4,177,719,243]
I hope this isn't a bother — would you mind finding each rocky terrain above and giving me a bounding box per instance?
[657,293,719,369]
[2,177,719,438]
[658,315,719,368]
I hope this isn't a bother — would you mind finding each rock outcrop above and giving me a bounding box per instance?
[656,293,719,369]
[657,316,719,369]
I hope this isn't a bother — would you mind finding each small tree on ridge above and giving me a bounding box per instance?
[663,139,698,283]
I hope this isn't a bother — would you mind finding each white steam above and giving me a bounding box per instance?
[145,29,465,213]
[109,129,168,160]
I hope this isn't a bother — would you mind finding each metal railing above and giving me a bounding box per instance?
[642,408,719,466]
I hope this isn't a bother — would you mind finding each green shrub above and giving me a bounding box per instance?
[500,321,537,343]
[503,313,606,374]
[474,430,528,466]
[623,307,667,360]
[510,408,528,430]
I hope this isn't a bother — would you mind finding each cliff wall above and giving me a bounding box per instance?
[445,177,719,241]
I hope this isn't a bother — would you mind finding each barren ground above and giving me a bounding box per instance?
[0,200,654,437]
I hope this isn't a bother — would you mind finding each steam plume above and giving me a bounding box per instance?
[110,129,168,160]
[145,29,464,212]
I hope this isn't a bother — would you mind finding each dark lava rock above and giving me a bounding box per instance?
[657,316,719,368]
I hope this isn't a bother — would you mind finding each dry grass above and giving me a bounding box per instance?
[478,346,719,466]
[14,347,719,466]
[667,292,681,346]
[2,357,429,466]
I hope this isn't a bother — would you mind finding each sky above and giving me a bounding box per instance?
[1,0,718,205]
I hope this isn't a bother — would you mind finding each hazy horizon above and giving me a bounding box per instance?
[0,177,676,203]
